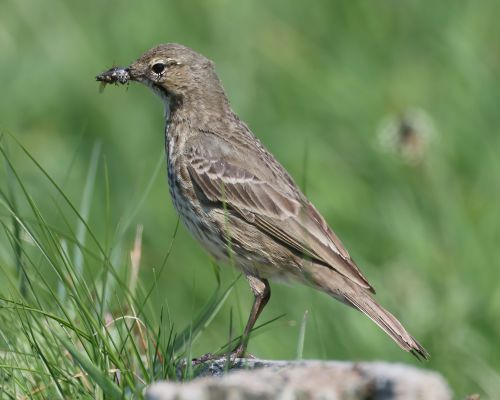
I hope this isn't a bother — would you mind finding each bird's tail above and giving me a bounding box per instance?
[342,289,429,360]
[310,268,429,360]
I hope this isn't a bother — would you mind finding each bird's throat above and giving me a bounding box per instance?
[163,96,172,122]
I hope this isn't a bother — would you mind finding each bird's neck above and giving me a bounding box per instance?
[163,87,233,160]
[170,66,232,124]
[167,88,232,129]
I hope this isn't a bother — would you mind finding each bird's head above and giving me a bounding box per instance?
[96,43,220,102]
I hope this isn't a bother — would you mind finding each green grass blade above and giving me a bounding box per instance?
[73,141,101,277]
[296,309,308,360]
[173,275,238,353]
[56,333,122,400]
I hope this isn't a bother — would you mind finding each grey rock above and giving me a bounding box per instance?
[146,359,452,400]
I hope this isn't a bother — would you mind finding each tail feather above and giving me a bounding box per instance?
[344,292,429,360]
[308,266,429,360]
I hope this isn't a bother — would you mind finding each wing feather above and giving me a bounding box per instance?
[185,135,374,292]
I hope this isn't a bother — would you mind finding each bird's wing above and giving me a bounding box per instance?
[184,133,374,292]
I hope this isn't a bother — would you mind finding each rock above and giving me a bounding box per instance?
[146,359,452,400]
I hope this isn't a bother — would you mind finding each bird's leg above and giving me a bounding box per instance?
[231,275,270,358]
[192,276,270,365]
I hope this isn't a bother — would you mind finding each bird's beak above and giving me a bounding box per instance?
[95,66,132,85]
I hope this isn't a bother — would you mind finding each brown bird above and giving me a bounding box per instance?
[96,43,428,360]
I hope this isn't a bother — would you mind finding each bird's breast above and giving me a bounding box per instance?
[166,153,230,262]
[165,122,218,246]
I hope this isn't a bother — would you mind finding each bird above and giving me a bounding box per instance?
[96,43,428,360]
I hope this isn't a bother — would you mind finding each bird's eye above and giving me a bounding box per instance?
[151,62,165,74]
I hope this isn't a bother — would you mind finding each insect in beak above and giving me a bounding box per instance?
[96,67,130,92]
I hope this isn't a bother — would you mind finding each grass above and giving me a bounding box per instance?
[0,136,243,398]
[0,136,285,397]
[1,0,500,398]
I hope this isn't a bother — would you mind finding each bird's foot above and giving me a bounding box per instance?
[229,343,256,360]
[191,345,256,366]
[191,352,217,365]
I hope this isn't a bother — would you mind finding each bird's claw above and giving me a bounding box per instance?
[191,347,256,366]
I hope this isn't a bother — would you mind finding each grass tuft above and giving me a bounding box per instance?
[0,137,237,397]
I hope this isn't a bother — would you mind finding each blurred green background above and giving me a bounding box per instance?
[1,0,499,396]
